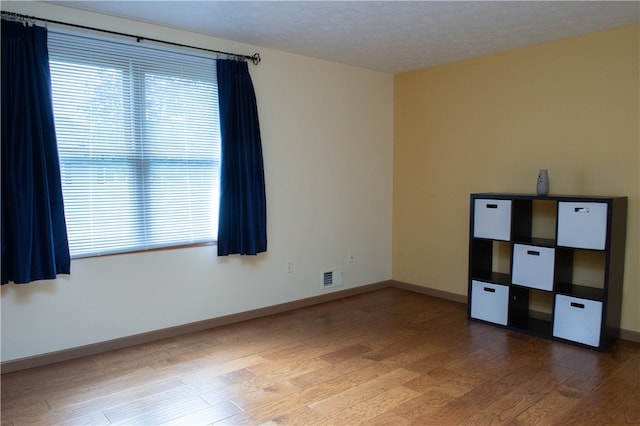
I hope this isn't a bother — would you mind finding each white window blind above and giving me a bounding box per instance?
[48,30,220,258]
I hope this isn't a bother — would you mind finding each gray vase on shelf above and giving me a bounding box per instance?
[537,169,549,196]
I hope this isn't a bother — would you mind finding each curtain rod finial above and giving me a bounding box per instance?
[251,53,261,65]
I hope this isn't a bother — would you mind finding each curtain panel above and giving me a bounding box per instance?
[1,20,70,284]
[216,59,267,256]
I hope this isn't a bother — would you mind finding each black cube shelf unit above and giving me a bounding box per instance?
[468,193,627,351]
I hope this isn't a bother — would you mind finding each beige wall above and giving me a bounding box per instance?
[1,2,394,362]
[393,24,639,333]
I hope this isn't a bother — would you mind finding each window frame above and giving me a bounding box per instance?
[48,29,221,259]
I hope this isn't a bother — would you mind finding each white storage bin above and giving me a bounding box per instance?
[553,295,602,347]
[474,199,511,241]
[470,280,509,325]
[512,244,555,291]
[557,202,608,250]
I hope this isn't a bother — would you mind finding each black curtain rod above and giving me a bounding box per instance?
[1,11,261,65]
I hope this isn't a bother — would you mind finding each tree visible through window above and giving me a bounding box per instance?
[48,31,220,258]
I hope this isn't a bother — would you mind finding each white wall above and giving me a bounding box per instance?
[1,2,394,362]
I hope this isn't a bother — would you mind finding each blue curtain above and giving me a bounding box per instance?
[1,20,70,284]
[216,59,267,256]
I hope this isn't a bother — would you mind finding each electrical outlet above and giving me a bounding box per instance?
[286,260,294,273]
[347,250,355,263]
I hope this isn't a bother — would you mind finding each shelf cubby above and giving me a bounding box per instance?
[468,193,627,351]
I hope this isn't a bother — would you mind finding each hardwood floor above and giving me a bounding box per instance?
[2,287,639,425]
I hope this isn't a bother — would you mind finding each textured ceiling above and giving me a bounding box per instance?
[46,1,639,74]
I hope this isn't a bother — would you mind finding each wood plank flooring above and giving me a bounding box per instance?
[2,288,639,425]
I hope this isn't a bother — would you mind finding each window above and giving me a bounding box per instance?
[48,30,220,258]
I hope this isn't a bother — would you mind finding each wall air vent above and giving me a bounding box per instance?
[323,271,333,287]
[322,268,343,289]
